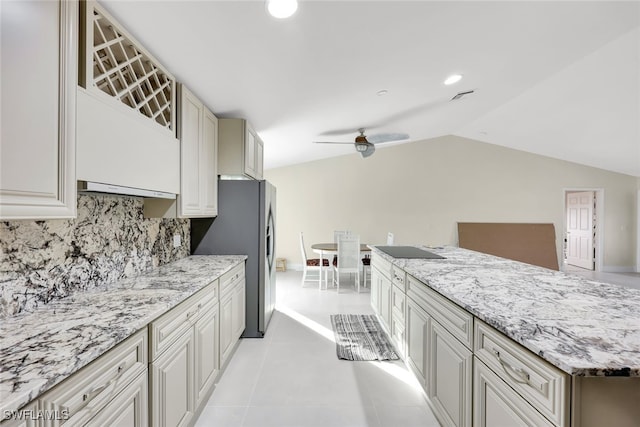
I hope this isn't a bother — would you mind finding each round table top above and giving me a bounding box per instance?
[311,243,371,252]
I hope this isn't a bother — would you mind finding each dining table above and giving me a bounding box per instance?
[311,242,371,289]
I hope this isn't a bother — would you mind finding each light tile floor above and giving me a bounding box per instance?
[194,271,439,427]
[563,264,640,290]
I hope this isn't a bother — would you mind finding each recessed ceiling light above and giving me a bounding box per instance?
[444,74,463,85]
[266,0,298,19]
[376,90,388,96]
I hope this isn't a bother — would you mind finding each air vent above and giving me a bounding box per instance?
[451,90,475,101]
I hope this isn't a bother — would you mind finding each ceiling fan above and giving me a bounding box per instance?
[313,128,410,158]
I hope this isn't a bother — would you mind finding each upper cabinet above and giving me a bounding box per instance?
[0,0,78,220]
[218,119,264,180]
[177,85,218,218]
[76,0,179,195]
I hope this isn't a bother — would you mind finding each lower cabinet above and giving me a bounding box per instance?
[149,280,220,427]
[406,298,429,387]
[194,304,220,409]
[474,358,555,427]
[370,266,392,332]
[428,320,472,427]
[38,329,148,427]
[84,371,148,427]
[151,329,195,427]
[220,272,246,368]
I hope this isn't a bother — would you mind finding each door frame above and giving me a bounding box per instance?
[562,188,604,272]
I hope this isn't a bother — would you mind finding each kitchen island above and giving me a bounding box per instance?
[0,255,246,421]
[369,245,640,427]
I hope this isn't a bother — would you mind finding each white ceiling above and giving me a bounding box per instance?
[102,0,640,177]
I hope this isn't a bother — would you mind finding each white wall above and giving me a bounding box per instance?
[265,135,637,271]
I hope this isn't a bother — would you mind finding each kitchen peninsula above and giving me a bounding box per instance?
[369,245,640,427]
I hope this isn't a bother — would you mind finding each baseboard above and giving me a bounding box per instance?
[285,263,303,271]
[602,265,636,273]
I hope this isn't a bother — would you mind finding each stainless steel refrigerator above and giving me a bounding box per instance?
[191,180,276,338]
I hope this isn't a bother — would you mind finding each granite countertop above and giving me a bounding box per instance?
[0,255,246,414]
[370,245,640,377]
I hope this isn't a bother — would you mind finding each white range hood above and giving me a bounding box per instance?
[78,181,176,200]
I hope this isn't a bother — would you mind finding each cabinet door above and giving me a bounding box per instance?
[379,275,392,332]
[255,138,264,180]
[370,269,381,316]
[179,86,203,217]
[474,358,555,427]
[86,371,148,427]
[428,320,472,427]
[232,282,246,340]
[0,0,77,219]
[194,304,219,409]
[151,330,194,427]
[244,128,256,178]
[201,108,218,216]
[406,298,429,387]
[219,293,234,367]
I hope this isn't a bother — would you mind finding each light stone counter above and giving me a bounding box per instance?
[370,245,640,377]
[0,255,246,414]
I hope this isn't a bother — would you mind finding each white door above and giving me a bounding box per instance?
[566,191,594,270]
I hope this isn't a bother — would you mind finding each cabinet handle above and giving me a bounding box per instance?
[492,349,530,384]
[63,363,127,416]
[186,303,202,319]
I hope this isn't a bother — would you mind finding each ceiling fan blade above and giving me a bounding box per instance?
[360,143,376,158]
[313,141,354,144]
[367,132,410,144]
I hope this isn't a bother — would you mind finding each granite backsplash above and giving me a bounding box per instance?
[0,193,190,318]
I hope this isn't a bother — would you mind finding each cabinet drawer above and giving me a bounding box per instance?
[150,281,218,360]
[474,320,569,427]
[220,263,244,296]
[474,357,555,427]
[391,265,406,291]
[39,329,147,426]
[391,285,405,321]
[407,274,473,349]
[371,255,392,280]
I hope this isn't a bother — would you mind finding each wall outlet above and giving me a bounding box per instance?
[173,234,182,248]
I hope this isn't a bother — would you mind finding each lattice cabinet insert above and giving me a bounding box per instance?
[80,0,176,133]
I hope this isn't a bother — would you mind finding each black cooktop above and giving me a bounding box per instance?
[376,246,445,259]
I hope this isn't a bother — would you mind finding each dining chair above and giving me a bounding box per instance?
[334,230,351,243]
[333,234,361,293]
[387,232,395,245]
[361,253,371,288]
[300,232,328,289]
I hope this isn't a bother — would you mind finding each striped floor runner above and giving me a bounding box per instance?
[330,314,399,361]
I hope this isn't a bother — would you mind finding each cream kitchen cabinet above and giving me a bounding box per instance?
[428,320,472,427]
[370,257,392,333]
[219,264,246,368]
[176,85,218,218]
[406,297,430,387]
[474,358,555,427]
[218,119,264,180]
[38,329,148,427]
[0,0,77,220]
[149,280,219,427]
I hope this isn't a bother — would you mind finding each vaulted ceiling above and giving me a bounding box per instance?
[102,1,640,177]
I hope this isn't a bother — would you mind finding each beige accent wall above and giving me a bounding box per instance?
[265,135,637,271]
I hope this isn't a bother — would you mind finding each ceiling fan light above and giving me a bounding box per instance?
[355,143,368,152]
[266,0,298,19]
[444,74,463,85]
